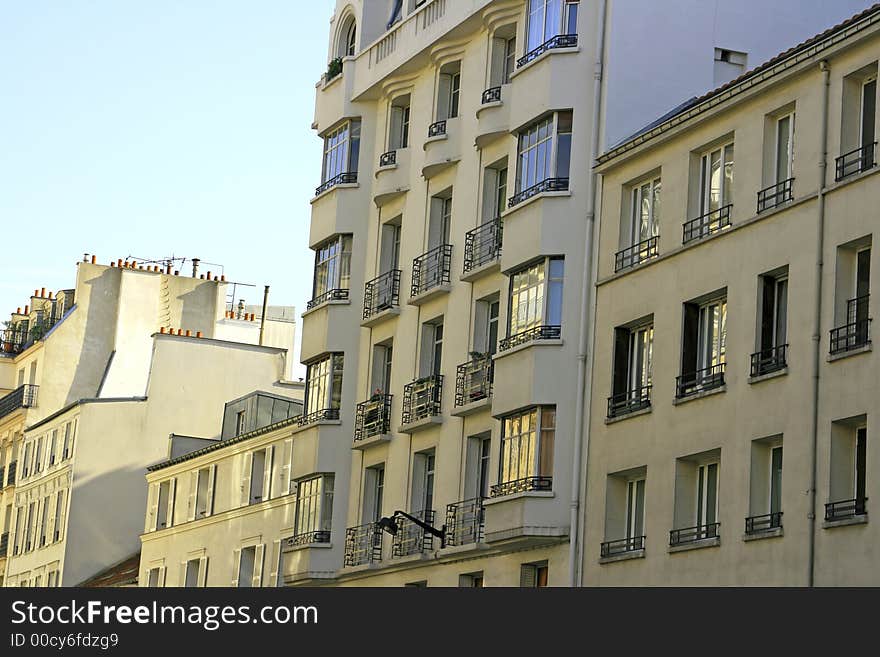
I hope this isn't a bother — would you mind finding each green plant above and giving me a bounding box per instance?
[29,317,48,342]
[326,57,343,81]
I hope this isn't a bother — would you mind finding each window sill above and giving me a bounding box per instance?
[599,548,645,565]
[742,527,783,542]
[398,415,442,434]
[668,536,720,553]
[822,514,868,529]
[460,258,500,282]
[748,367,788,384]
[361,306,401,328]
[827,343,872,362]
[502,190,571,218]
[493,338,564,360]
[672,385,726,406]
[408,283,451,306]
[311,182,359,204]
[509,45,580,79]
[301,298,350,318]
[605,405,652,425]
[351,432,392,450]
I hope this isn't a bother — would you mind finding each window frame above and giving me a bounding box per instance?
[304,353,344,415]
[699,142,735,214]
[774,113,794,184]
[293,474,335,537]
[311,234,352,300]
[499,405,555,486]
[630,177,661,246]
[321,120,361,183]
[507,256,564,336]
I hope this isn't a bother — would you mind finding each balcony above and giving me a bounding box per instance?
[757,178,794,213]
[498,325,561,353]
[481,86,502,104]
[343,522,382,567]
[314,171,357,198]
[475,86,510,148]
[445,497,484,546]
[392,509,436,557]
[682,205,731,244]
[400,375,443,431]
[378,150,397,167]
[0,532,7,557]
[606,385,651,419]
[745,512,783,535]
[669,522,720,547]
[675,363,725,399]
[614,236,658,272]
[362,270,401,326]
[410,244,452,303]
[286,530,331,548]
[353,394,393,449]
[427,120,446,138]
[453,355,493,416]
[830,295,871,355]
[516,34,578,69]
[835,142,876,181]
[374,147,410,206]
[423,117,460,178]
[825,497,867,522]
[490,476,552,498]
[462,219,502,280]
[297,408,340,427]
[600,535,645,559]
[508,177,569,209]
[306,288,349,311]
[1,327,28,355]
[0,385,38,421]
[483,475,564,545]
[750,344,788,378]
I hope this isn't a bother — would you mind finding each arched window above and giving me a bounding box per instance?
[338,16,357,58]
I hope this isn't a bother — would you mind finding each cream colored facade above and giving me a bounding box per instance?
[584,5,880,585]
[0,257,301,586]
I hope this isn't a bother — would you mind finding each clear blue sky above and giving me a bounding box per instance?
[0,1,335,376]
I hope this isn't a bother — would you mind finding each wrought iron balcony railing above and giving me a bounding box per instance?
[682,205,731,244]
[463,218,502,273]
[508,177,569,208]
[427,120,447,138]
[614,236,658,272]
[490,475,552,498]
[0,466,4,489]
[344,522,383,566]
[481,86,502,104]
[516,34,578,68]
[411,244,452,297]
[600,535,645,558]
[830,295,871,354]
[445,497,485,546]
[392,509,436,557]
[498,325,561,352]
[835,142,876,181]
[607,385,651,418]
[363,269,401,320]
[1,327,28,355]
[286,530,331,548]
[750,344,788,377]
[297,408,340,427]
[757,178,794,213]
[379,150,397,167]
[401,375,443,425]
[0,385,38,421]
[825,497,867,521]
[454,356,493,407]
[675,363,725,398]
[354,394,393,442]
[745,512,783,535]
[315,171,357,197]
[0,532,8,557]
[669,522,720,546]
[306,288,349,310]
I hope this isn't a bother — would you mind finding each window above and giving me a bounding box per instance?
[602,467,647,556]
[156,479,175,529]
[33,437,43,474]
[362,465,385,523]
[520,561,549,587]
[754,270,788,375]
[53,491,65,542]
[464,434,492,501]
[503,36,516,83]
[699,142,734,215]
[194,466,214,519]
[526,0,577,51]
[380,221,401,273]
[630,177,661,246]
[47,571,58,587]
[38,497,48,547]
[146,568,161,587]
[497,406,555,493]
[235,545,263,588]
[184,558,204,587]
[294,475,334,539]
[48,430,57,467]
[696,462,719,529]
[473,297,500,357]
[418,321,444,378]
[22,442,31,478]
[370,342,393,395]
[62,421,74,460]
[389,96,411,150]
[774,114,794,184]
[304,353,344,417]
[459,572,484,587]
[861,76,877,149]
[679,293,727,396]
[672,450,721,545]
[343,18,356,57]
[437,62,461,121]
[828,419,868,520]
[235,410,247,437]
[411,450,436,513]
[321,120,360,184]
[428,195,452,249]
[832,239,871,353]
[489,27,517,87]
[507,257,564,341]
[249,449,269,504]
[747,437,783,533]
[514,111,571,196]
[609,321,653,417]
[312,235,352,302]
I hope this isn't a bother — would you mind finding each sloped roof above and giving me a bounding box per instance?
[79,553,140,588]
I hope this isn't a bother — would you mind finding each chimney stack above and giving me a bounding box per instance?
[191,258,200,278]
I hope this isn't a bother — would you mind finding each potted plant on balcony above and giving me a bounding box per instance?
[326,57,343,82]
[1,321,12,353]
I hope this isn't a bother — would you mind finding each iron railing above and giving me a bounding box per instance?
[676,363,725,398]
[427,120,447,138]
[669,522,720,546]
[297,408,340,427]
[306,288,349,310]
[354,394,393,442]
[401,375,443,425]
[614,236,659,272]
[379,150,397,167]
[490,475,552,498]
[5,461,15,486]
[481,86,502,104]
[0,385,38,421]
[757,178,794,213]
[517,34,578,68]
[830,295,871,354]
[0,532,7,557]
[825,497,867,521]
[682,205,732,243]
[463,218,502,273]
[508,177,569,208]
[363,269,401,320]
[835,142,876,181]
[600,535,645,558]
[745,512,783,535]
[0,327,28,355]
[315,171,357,196]
[454,356,493,407]
[344,522,383,566]
[750,344,788,377]
[286,530,331,548]
[411,244,452,297]
[498,325,561,352]
[0,466,4,489]
[607,385,652,418]
[392,509,436,557]
[445,497,484,546]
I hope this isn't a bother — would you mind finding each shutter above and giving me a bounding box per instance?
[268,539,282,588]
[158,566,166,587]
[263,446,274,500]
[206,465,217,516]
[411,453,426,512]
[252,544,265,587]
[520,564,537,588]
[180,561,187,588]
[681,303,700,374]
[56,491,66,541]
[187,471,198,522]
[198,557,208,587]
[167,478,177,528]
[241,453,253,507]
[231,549,241,587]
[280,440,293,496]
[46,492,57,543]
[437,74,452,121]
[612,328,630,396]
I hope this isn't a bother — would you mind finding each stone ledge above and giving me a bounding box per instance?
[822,514,868,529]
[605,406,652,425]
[748,368,788,384]
[672,385,726,406]
[742,527,783,542]
[827,344,872,362]
[599,549,645,565]
[668,536,721,553]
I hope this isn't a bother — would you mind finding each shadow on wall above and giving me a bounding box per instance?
[178,284,220,338]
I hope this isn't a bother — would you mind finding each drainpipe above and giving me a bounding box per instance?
[808,59,830,588]
[259,285,270,346]
[569,0,607,588]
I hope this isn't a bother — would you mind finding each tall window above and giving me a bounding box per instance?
[515,111,571,194]
[304,353,344,415]
[312,235,352,301]
[769,446,783,517]
[419,321,444,378]
[499,406,555,488]
[321,120,360,183]
[626,478,646,540]
[755,271,788,374]
[508,257,564,337]
[861,76,876,148]
[697,298,727,373]
[503,36,517,83]
[412,450,436,512]
[699,143,734,213]
[680,293,727,395]
[363,466,385,523]
[437,63,461,121]
[526,0,579,50]
[610,322,653,415]
[775,114,794,183]
[631,178,661,245]
[390,96,411,149]
[344,20,356,57]
[294,475,334,538]
[696,462,719,528]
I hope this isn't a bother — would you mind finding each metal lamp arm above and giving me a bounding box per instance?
[391,510,446,546]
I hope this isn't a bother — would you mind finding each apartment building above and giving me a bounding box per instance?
[583,4,880,586]
[0,256,301,586]
[298,0,872,587]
